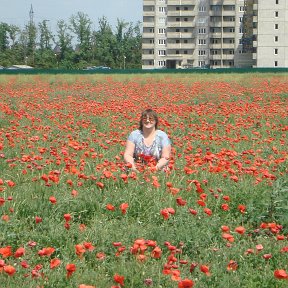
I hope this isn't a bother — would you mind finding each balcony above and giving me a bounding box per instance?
[222,43,235,49]
[253,16,257,22]
[168,0,193,5]
[142,22,155,27]
[143,0,155,5]
[210,22,222,27]
[222,21,235,27]
[210,55,221,60]
[222,10,236,16]
[142,33,155,38]
[142,43,155,49]
[142,54,155,60]
[253,40,257,47]
[209,43,222,49]
[167,21,194,28]
[167,43,195,49]
[167,11,196,17]
[143,11,155,17]
[221,54,234,60]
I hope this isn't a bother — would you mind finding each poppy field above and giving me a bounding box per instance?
[0,73,287,288]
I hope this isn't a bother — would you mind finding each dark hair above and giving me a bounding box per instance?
[139,109,159,131]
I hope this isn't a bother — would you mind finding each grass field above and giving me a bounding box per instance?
[0,73,287,288]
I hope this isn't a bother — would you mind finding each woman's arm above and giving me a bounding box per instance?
[124,140,137,171]
[156,144,171,170]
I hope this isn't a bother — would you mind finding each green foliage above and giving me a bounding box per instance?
[0,15,142,69]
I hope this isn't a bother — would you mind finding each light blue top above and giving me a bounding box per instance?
[128,129,171,161]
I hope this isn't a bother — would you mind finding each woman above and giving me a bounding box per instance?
[124,109,171,172]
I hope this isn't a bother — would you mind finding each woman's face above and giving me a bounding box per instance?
[142,114,156,129]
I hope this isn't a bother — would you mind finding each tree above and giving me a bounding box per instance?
[38,20,53,51]
[55,19,73,67]
[94,16,116,67]
[0,22,9,52]
[70,12,92,63]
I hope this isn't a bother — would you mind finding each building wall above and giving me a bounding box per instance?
[142,0,288,69]
[255,0,288,67]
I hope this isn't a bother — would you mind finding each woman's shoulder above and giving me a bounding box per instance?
[128,129,142,142]
[156,130,169,138]
[130,129,142,137]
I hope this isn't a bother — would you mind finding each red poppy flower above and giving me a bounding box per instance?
[14,247,25,258]
[176,197,187,206]
[227,260,238,271]
[235,226,246,235]
[120,203,129,215]
[274,269,288,279]
[66,263,76,278]
[0,246,12,258]
[178,278,194,288]
[200,265,211,276]
[114,273,125,286]
[49,196,57,204]
[4,265,16,276]
[50,258,61,269]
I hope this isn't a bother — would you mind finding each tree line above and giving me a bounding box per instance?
[0,12,142,69]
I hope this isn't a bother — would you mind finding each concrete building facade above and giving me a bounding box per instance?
[142,0,288,69]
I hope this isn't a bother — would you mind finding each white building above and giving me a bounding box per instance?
[142,0,287,69]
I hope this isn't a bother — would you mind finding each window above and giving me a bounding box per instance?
[159,7,166,13]
[158,39,166,45]
[176,7,180,11]
[199,6,206,12]
[184,7,188,11]
[198,50,206,55]
[275,11,278,17]
[211,50,218,55]
[158,50,166,56]
[184,50,188,54]
[149,50,154,54]
[176,18,180,22]
[198,28,206,34]
[198,39,206,45]
[276,0,279,4]
[158,60,166,67]
[184,28,188,32]
[274,61,278,67]
[229,28,235,32]
[239,26,244,33]
[158,28,166,34]
[239,17,243,23]
[176,50,179,54]
[149,28,154,33]
[149,39,154,44]
[148,61,153,66]
[239,39,243,44]
[274,48,278,55]
[184,18,188,22]
[198,61,206,67]
[275,24,279,29]
[239,6,245,12]
[176,39,180,43]
[176,28,180,32]
[275,36,278,42]
[184,40,188,43]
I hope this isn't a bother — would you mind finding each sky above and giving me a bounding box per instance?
[1,0,143,31]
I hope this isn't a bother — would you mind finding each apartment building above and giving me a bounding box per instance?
[142,0,287,69]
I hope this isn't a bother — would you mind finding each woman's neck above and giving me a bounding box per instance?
[142,127,156,138]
